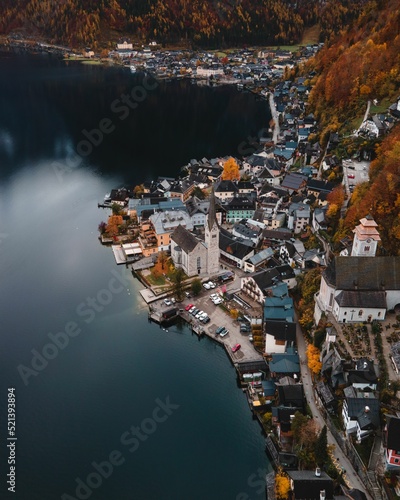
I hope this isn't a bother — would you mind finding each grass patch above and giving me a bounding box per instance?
[370,98,392,114]
[301,24,320,46]
[81,60,103,65]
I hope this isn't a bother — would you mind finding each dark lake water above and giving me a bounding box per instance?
[0,51,271,500]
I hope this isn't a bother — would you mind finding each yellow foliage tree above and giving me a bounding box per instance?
[221,157,240,181]
[275,471,290,499]
[230,308,239,319]
[307,344,322,375]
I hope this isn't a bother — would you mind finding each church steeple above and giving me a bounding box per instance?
[205,186,220,275]
[351,214,380,257]
[207,186,218,232]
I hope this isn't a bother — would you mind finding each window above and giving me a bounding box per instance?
[378,312,381,317]
[197,256,201,269]
[344,311,347,315]
[364,246,370,252]
[359,309,363,316]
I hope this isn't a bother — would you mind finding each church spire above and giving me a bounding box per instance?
[207,186,217,232]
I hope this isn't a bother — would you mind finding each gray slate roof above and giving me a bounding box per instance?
[170,225,201,253]
[386,415,400,450]
[324,256,400,290]
[335,290,387,308]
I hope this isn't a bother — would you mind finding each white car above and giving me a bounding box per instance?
[207,281,216,288]
[203,282,211,290]
[213,297,223,305]
[195,310,204,319]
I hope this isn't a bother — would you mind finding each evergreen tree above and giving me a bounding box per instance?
[315,425,329,467]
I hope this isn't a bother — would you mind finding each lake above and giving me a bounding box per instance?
[0,51,272,500]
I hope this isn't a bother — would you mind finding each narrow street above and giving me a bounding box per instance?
[295,314,373,499]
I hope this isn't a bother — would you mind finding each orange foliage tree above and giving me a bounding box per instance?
[106,215,123,236]
[275,471,290,499]
[307,344,322,375]
[221,157,240,181]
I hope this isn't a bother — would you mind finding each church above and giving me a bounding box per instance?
[170,190,220,277]
[314,215,400,324]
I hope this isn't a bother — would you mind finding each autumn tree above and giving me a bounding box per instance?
[98,221,107,234]
[158,250,168,271]
[133,184,145,198]
[275,469,290,499]
[221,157,240,181]
[326,185,345,219]
[307,344,322,375]
[106,215,123,236]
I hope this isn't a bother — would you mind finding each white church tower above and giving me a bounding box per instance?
[205,188,220,275]
[351,214,380,257]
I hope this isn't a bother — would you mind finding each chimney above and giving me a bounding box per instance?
[315,467,321,477]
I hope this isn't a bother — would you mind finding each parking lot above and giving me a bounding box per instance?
[343,159,370,194]
[177,288,264,363]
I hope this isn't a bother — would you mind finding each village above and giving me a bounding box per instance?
[95,39,400,500]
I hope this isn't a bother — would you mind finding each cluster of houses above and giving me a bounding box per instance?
[103,37,326,84]
[100,50,400,498]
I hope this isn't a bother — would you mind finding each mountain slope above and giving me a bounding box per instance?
[0,0,366,49]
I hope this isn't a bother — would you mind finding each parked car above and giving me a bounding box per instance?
[248,335,253,342]
[203,282,211,290]
[202,316,210,324]
[240,324,251,333]
[232,343,241,353]
[207,281,216,288]
[195,310,204,319]
[164,299,172,306]
[348,173,355,179]
[190,308,199,316]
[215,326,225,335]
[220,328,229,337]
[185,303,194,311]
[213,297,223,305]
[188,306,196,314]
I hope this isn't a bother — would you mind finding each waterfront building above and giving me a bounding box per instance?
[170,189,220,276]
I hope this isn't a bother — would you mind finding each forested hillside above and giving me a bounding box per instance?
[337,126,400,255]
[306,0,400,141]
[0,0,368,48]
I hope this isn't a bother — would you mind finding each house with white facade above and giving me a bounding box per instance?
[314,216,400,324]
[342,386,379,442]
[265,320,296,355]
